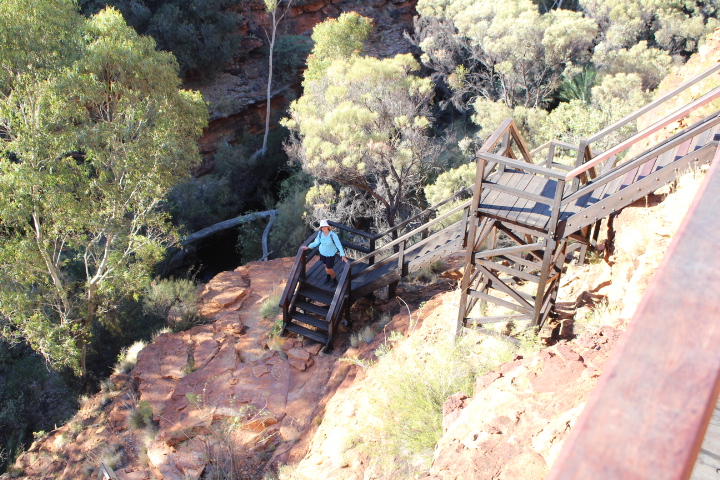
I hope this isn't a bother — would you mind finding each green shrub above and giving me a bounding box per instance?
[127,401,154,430]
[143,278,202,333]
[260,289,282,320]
[236,216,266,264]
[358,329,514,476]
[269,171,314,258]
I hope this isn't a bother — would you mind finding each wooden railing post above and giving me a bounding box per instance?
[398,239,406,277]
[546,142,556,167]
[461,206,470,248]
[368,237,376,266]
[572,139,588,191]
[422,211,431,240]
[299,249,307,280]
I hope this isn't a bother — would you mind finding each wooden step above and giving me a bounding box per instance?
[291,312,329,331]
[297,285,333,305]
[285,323,328,344]
[295,300,329,316]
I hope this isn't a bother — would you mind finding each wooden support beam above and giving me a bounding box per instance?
[469,289,532,315]
[477,259,541,284]
[475,264,535,311]
[464,314,531,326]
[475,241,546,259]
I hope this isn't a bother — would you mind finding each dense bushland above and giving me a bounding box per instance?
[79,0,241,79]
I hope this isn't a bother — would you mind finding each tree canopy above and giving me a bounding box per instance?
[283,15,442,231]
[79,0,241,79]
[0,0,207,373]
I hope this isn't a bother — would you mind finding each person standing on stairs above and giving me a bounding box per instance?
[301,220,349,288]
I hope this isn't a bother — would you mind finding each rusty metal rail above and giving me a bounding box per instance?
[547,146,720,480]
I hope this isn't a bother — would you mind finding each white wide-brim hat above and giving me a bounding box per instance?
[319,219,330,228]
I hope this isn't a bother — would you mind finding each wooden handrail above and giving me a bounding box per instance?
[587,62,720,144]
[479,118,514,154]
[561,113,720,206]
[327,221,379,240]
[478,152,567,179]
[530,139,581,156]
[279,235,317,310]
[325,261,351,343]
[350,200,473,268]
[351,217,466,280]
[566,84,720,180]
[548,145,720,480]
[373,187,472,241]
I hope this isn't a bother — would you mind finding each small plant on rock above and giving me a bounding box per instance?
[127,401,154,430]
[144,278,203,332]
[361,326,375,344]
[260,288,282,319]
[114,341,147,375]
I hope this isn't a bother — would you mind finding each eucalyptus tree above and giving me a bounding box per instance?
[415,0,598,109]
[283,54,441,232]
[0,1,207,373]
[282,14,443,233]
[260,0,295,157]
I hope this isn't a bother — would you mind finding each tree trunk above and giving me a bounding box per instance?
[261,210,277,260]
[262,10,277,156]
[181,210,277,246]
[80,283,97,374]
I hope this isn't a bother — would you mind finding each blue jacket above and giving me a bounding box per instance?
[308,231,346,257]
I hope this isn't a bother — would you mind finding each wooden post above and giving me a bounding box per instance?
[497,131,511,173]
[368,237,376,266]
[388,280,398,298]
[546,142,556,167]
[572,139,588,191]
[532,177,566,326]
[100,463,119,480]
[454,155,487,339]
[398,239,406,277]
[544,240,568,327]
[461,206,470,248]
[299,250,307,280]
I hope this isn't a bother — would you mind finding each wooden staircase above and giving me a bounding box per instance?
[279,192,474,350]
[455,62,720,337]
[279,239,353,351]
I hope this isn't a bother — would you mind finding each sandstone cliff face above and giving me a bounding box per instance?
[193,0,418,155]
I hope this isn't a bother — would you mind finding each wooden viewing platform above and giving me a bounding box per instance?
[455,63,720,335]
